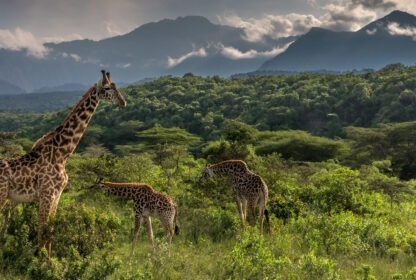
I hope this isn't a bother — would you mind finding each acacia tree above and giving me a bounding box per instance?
[135,125,201,185]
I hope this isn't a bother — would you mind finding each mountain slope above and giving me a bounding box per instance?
[0,79,25,95]
[260,10,416,72]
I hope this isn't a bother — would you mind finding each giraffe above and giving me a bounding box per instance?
[199,160,270,233]
[92,179,179,256]
[0,70,126,258]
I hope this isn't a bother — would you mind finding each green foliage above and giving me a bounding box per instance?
[307,167,364,214]
[136,125,201,148]
[256,130,349,161]
[50,203,121,258]
[0,132,24,157]
[224,231,279,278]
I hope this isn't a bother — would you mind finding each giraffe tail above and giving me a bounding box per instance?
[264,209,271,233]
[174,204,179,235]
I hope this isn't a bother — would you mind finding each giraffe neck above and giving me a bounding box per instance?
[32,86,100,164]
[209,160,251,177]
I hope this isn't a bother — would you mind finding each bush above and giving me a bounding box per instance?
[224,231,279,279]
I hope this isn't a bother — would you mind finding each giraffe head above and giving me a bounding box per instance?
[199,165,214,183]
[96,70,127,106]
[88,177,105,190]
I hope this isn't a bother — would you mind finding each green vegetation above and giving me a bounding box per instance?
[2,65,416,279]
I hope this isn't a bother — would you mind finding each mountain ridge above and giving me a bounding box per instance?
[260,10,416,72]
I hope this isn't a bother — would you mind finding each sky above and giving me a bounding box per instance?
[1,0,416,58]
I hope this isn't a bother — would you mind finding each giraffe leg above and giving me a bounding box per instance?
[163,216,174,248]
[242,198,248,226]
[44,196,61,258]
[0,184,9,236]
[38,196,55,259]
[130,215,142,257]
[144,216,154,246]
[258,197,266,234]
[0,184,8,213]
[247,200,257,227]
[235,197,245,231]
[1,201,18,237]
[160,216,173,257]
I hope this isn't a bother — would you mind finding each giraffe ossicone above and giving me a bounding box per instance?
[0,70,126,258]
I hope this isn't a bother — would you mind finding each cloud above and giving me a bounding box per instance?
[106,22,123,37]
[387,22,416,39]
[352,0,397,10]
[42,33,84,43]
[219,42,293,59]
[0,27,48,58]
[220,13,321,42]
[167,48,207,67]
[62,52,82,62]
[321,3,377,31]
[366,28,378,34]
[116,63,132,69]
[219,0,410,42]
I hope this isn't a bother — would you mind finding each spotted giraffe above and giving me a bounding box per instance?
[0,70,126,258]
[93,179,179,255]
[200,160,269,233]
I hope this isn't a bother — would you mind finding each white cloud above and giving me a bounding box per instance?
[106,22,123,37]
[220,13,321,42]
[219,42,293,60]
[167,48,207,67]
[320,3,377,31]
[219,0,410,42]
[0,27,48,58]
[42,33,84,43]
[62,52,82,62]
[116,63,132,69]
[366,28,378,35]
[387,22,416,39]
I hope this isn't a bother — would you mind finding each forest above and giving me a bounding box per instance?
[1,64,416,279]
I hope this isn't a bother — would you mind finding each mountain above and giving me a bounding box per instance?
[0,16,290,92]
[0,79,25,95]
[34,83,87,93]
[0,91,82,112]
[260,10,416,72]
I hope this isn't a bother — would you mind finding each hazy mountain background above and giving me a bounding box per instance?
[1,10,416,94]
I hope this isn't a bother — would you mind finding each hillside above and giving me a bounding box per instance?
[0,79,25,95]
[0,91,82,112]
[9,64,414,137]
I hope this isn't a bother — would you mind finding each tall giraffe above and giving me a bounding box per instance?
[92,179,178,256]
[0,70,126,257]
[200,160,269,233]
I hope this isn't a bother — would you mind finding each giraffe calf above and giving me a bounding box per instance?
[92,179,178,255]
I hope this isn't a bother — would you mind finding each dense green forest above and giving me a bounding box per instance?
[2,64,416,279]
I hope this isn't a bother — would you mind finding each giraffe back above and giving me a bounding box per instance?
[98,181,177,218]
